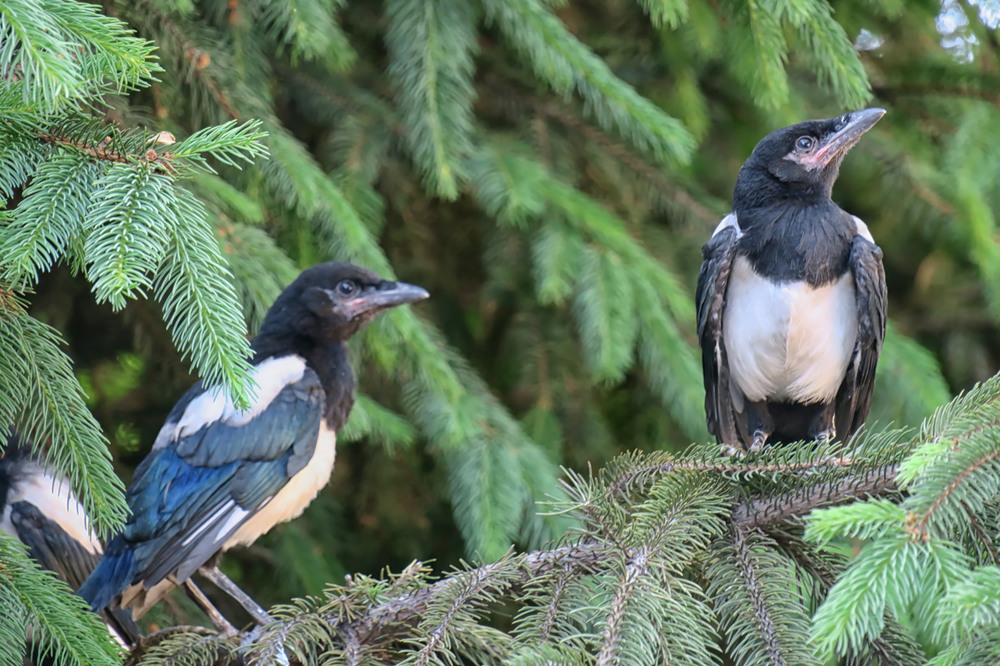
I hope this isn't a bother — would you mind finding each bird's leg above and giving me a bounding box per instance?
[198,564,271,626]
[809,402,837,442]
[746,400,773,452]
[182,579,238,637]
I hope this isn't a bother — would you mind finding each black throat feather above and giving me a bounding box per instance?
[735,200,856,286]
[252,336,357,432]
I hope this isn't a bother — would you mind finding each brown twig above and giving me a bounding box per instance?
[732,464,901,531]
[913,451,1000,540]
[131,0,240,120]
[962,499,1000,566]
[39,132,177,174]
[607,455,859,498]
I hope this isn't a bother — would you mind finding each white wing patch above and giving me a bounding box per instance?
[1,465,101,555]
[723,256,858,404]
[180,499,247,547]
[852,216,874,243]
[711,213,742,239]
[154,355,308,449]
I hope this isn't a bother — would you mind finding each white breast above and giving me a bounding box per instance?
[224,421,337,549]
[723,256,858,404]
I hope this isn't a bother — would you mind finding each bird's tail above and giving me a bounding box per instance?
[76,536,136,614]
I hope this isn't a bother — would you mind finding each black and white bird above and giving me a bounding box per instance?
[78,262,428,633]
[0,432,139,647]
[696,108,887,455]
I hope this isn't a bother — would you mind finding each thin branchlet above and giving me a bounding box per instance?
[39,132,177,174]
[126,0,240,119]
[596,546,649,665]
[607,456,858,498]
[733,464,901,530]
[962,500,1000,566]
[912,451,1000,540]
[536,564,575,643]
[732,527,786,666]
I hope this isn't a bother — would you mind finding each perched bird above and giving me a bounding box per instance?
[696,108,887,455]
[78,262,428,633]
[0,432,139,648]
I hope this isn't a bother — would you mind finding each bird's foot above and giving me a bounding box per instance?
[812,427,836,442]
[721,443,744,458]
[750,430,768,452]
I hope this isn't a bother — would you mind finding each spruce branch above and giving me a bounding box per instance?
[164,456,909,663]
[732,526,785,666]
[341,542,603,646]
[595,545,650,666]
[122,626,218,666]
[123,0,240,120]
[912,450,1000,540]
[40,130,178,174]
[962,500,1000,566]
[606,453,860,499]
[733,464,902,531]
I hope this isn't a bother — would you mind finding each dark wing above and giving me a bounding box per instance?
[125,361,324,586]
[696,215,742,448]
[835,234,887,440]
[8,500,100,590]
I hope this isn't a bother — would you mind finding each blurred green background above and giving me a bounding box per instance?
[22,0,1000,629]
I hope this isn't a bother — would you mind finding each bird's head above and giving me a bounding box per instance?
[258,262,429,344]
[733,108,885,210]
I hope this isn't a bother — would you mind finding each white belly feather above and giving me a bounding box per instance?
[224,421,337,549]
[723,256,858,404]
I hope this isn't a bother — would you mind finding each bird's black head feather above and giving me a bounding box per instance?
[733,108,885,212]
[255,262,428,352]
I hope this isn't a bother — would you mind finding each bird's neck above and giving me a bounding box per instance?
[252,336,357,431]
[307,342,357,432]
[735,199,856,286]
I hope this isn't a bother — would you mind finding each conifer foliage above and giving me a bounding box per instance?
[1,0,999,664]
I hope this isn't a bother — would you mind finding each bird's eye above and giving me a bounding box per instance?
[795,136,815,151]
[335,279,357,297]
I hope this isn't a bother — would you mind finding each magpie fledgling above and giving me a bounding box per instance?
[78,262,428,633]
[696,108,887,455]
[0,432,140,649]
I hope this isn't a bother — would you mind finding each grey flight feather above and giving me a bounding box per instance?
[834,235,887,439]
[695,220,742,446]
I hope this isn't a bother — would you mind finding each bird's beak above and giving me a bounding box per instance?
[804,107,885,171]
[341,281,429,319]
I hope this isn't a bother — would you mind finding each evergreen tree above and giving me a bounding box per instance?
[1,0,999,664]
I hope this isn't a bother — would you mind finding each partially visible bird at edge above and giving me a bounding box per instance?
[696,108,888,455]
[0,431,140,652]
[78,262,429,636]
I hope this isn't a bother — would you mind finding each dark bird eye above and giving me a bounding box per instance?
[795,136,815,151]
[335,279,357,297]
